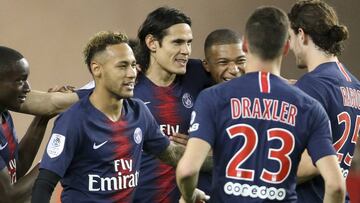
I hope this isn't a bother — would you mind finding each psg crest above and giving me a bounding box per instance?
[182,93,193,108]
[133,127,143,144]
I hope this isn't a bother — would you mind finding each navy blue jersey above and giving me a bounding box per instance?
[133,59,212,203]
[40,95,170,203]
[295,62,360,203]
[0,111,18,184]
[189,71,335,202]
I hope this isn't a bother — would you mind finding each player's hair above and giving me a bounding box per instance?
[288,0,349,56]
[0,46,24,78]
[245,6,289,60]
[204,29,242,59]
[83,31,129,72]
[137,6,192,72]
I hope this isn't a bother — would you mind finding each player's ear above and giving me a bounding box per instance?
[145,34,157,52]
[202,59,210,73]
[283,39,290,56]
[91,61,101,77]
[297,28,309,45]
[242,37,248,53]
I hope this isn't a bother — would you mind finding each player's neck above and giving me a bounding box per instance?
[145,62,176,87]
[244,54,282,76]
[305,45,338,72]
[90,88,123,122]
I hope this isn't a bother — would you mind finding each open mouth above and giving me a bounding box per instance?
[123,82,135,89]
[175,58,188,67]
[223,77,236,81]
[18,95,27,102]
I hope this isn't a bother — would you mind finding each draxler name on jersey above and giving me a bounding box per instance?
[88,158,139,192]
[230,97,298,126]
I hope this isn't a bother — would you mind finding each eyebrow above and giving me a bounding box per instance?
[172,38,192,43]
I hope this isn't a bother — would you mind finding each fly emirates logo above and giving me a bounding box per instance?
[88,159,139,192]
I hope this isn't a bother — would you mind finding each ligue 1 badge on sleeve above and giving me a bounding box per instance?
[182,93,193,108]
[47,133,65,158]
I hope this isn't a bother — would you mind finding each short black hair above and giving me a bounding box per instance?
[245,6,289,60]
[137,6,191,72]
[204,29,242,58]
[0,46,24,77]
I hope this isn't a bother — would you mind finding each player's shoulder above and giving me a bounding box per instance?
[0,110,14,127]
[187,58,203,69]
[124,97,149,112]
[55,97,88,124]
[184,58,212,82]
[76,81,94,99]
[298,62,349,86]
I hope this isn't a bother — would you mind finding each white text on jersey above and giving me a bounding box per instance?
[340,86,360,109]
[160,124,180,136]
[88,158,139,192]
[230,97,298,126]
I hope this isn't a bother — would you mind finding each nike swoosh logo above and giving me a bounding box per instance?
[144,101,151,105]
[0,142,8,150]
[93,141,108,150]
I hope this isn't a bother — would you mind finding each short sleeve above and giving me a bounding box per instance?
[141,103,170,155]
[40,112,81,177]
[188,89,217,147]
[306,103,336,164]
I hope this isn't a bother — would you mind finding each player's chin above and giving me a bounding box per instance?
[173,67,186,75]
[7,100,22,111]
[121,91,134,99]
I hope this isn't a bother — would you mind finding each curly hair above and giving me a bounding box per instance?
[83,31,129,72]
[288,0,349,56]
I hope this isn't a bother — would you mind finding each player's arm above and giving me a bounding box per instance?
[315,155,345,203]
[156,141,185,167]
[31,169,61,203]
[176,137,211,203]
[170,133,213,172]
[18,90,79,116]
[0,164,40,203]
[16,116,51,178]
[296,149,320,184]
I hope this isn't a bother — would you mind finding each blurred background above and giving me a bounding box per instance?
[1,0,359,202]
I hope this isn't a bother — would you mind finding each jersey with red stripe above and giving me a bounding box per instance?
[295,62,360,203]
[40,95,170,203]
[133,59,212,203]
[189,71,335,202]
[0,111,18,184]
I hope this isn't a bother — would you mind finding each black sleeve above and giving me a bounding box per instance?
[31,169,61,203]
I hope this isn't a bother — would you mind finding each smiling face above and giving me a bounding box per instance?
[204,43,246,83]
[150,23,193,75]
[94,43,137,99]
[0,58,30,110]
